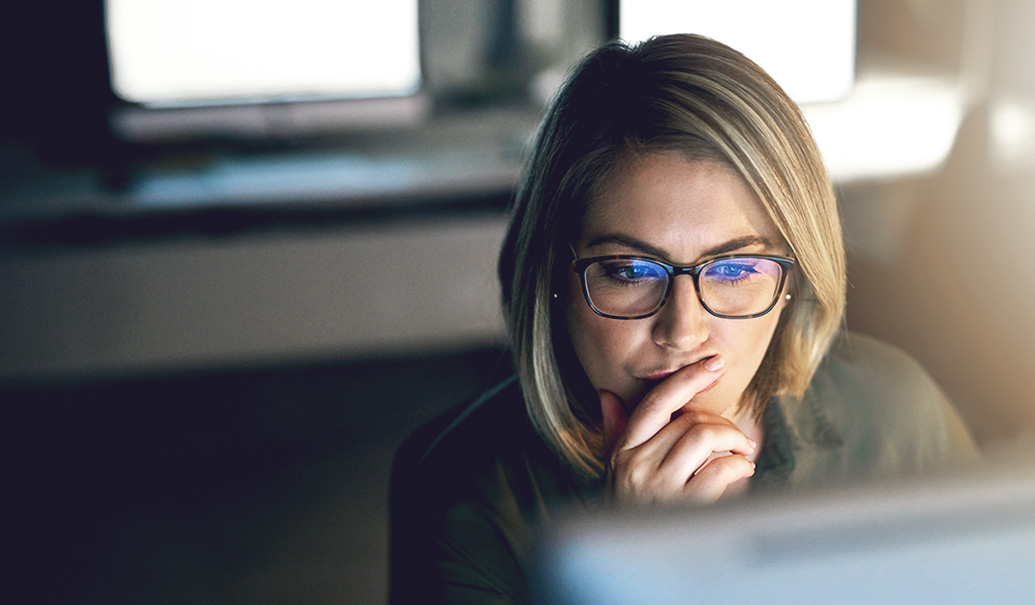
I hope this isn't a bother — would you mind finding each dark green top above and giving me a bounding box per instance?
[389,333,980,603]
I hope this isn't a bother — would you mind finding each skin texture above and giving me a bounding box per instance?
[565,152,791,504]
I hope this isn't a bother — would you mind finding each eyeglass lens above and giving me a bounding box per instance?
[583,257,784,318]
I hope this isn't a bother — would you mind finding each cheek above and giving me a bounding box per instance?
[699,311,784,397]
[722,311,783,378]
[566,281,640,388]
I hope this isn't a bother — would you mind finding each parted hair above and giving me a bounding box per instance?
[497,34,846,478]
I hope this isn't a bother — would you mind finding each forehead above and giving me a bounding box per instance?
[579,153,782,261]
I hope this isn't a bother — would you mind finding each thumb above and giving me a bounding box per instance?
[599,390,629,457]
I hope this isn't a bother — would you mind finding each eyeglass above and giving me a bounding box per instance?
[570,253,795,320]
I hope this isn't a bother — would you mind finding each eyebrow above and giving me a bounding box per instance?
[584,234,776,262]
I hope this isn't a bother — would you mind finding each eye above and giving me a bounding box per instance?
[705,259,760,282]
[599,259,666,283]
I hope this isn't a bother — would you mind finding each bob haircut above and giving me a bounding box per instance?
[498,34,846,478]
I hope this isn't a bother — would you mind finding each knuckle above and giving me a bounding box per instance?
[611,456,652,488]
[609,456,635,485]
[707,455,754,479]
[609,448,631,471]
[673,409,703,427]
[685,422,718,442]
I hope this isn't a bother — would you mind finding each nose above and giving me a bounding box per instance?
[651,276,710,350]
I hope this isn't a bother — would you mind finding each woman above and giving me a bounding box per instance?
[390,33,978,603]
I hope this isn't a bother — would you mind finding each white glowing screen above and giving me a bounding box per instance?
[106,0,421,106]
[619,0,857,104]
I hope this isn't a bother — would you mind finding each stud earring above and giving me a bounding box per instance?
[785,294,793,300]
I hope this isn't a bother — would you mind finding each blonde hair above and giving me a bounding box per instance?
[498,34,846,477]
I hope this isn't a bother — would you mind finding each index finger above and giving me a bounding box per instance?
[615,356,725,451]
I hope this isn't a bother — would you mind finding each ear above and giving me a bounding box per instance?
[774,268,798,316]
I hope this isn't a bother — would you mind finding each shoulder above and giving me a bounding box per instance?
[817,332,939,401]
[392,372,588,521]
[398,376,539,490]
[389,376,580,601]
[791,332,979,479]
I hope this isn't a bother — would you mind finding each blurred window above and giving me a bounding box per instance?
[618,0,856,104]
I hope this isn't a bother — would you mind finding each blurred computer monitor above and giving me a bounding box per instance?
[105,0,426,142]
[533,455,1035,603]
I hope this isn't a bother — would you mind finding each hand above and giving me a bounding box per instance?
[599,357,756,506]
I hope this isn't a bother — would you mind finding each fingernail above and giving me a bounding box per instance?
[704,356,724,371]
[748,438,757,450]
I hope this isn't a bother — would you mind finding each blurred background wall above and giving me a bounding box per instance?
[1,0,1033,603]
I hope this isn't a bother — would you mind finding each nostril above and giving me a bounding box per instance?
[651,291,710,349]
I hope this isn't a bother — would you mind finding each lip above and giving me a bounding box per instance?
[642,370,677,381]
[637,356,718,382]
[639,366,721,397]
